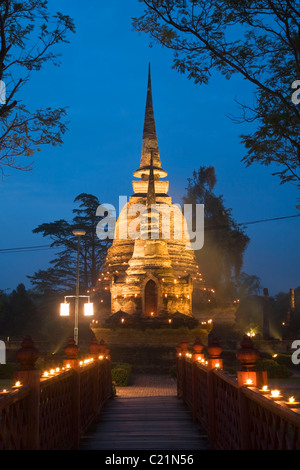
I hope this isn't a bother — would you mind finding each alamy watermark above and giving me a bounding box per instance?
[96,196,204,250]
[0,80,6,104]
[291,80,300,105]
[291,340,300,365]
[0,340,5,364]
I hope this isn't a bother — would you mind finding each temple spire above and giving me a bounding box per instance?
[133,64,167,180]
[146,150,156,207]
[142,64,159,166]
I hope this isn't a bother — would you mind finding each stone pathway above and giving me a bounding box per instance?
[115,374,178,397]
[80,374,209,450]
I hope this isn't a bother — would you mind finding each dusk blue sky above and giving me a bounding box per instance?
[0,1,299,296]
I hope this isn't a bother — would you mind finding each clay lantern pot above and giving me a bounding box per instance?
[88,337,99,356]
[179,339,189,353]
[16,335,39,371]
[207,338,222,358]
[98,339,108,356]
[193,337,204,354]
[64,337,79,359]
[236,335,260,370]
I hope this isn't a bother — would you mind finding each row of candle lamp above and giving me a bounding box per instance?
[179,352,220,368]
[244,381,299,408]
[0,380,23,394]
[0,356,107,394]
[181,352,299,409]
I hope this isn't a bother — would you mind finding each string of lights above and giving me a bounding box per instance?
[0,213,299,253]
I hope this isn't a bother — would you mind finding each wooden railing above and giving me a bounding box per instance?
[177,336,300,450]
[0,336,112,450]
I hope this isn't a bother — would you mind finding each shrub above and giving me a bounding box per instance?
[170,365,177,379]
[111,367,131,386]
[111,362,132,386]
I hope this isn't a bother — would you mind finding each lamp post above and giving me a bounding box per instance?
[60,229,94,344]
[73,229,86,345]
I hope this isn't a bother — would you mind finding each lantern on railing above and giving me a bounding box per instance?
[192,337,204,362]
[207,337,223,370]
[88,337,99,357]
[236,335,267,388]
[16,336,39,371]
[64,337,79,360]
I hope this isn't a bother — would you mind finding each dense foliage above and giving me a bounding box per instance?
[0,0,75,175]
[183,165,254,299]
[134,1,300,198]
[28,193,110,295]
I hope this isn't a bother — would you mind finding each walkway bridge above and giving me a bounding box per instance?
[0,335,300,450]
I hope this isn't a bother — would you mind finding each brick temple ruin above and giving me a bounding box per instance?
[93,65,211,325]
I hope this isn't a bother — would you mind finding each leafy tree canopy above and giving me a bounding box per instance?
[133,1,300,195]
[28,193,110,295]
[183,165,251,299]
[0,0,75,176]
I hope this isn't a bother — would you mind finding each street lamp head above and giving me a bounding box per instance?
[72,229,86,237]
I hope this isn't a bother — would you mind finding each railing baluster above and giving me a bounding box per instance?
[0,335,113,450]
[175,336,300,450]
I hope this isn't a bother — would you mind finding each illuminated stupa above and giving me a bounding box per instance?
[96,65,206,320]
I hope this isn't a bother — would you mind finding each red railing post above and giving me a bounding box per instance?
[236,335,268,449]
[63,337,80,449]
[206,337,222,449]
[191,338,204,421]
[207,337,223,371]
[192,337,204,362]
[192,360,198,422]
[14,336,40,450]
[207,367,216,449]
[176,342,183,398]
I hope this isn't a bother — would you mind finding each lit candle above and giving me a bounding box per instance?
[246,379,253,385]
[12,381,22,389]
[270,389,281,399]
[286,396,299,407]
